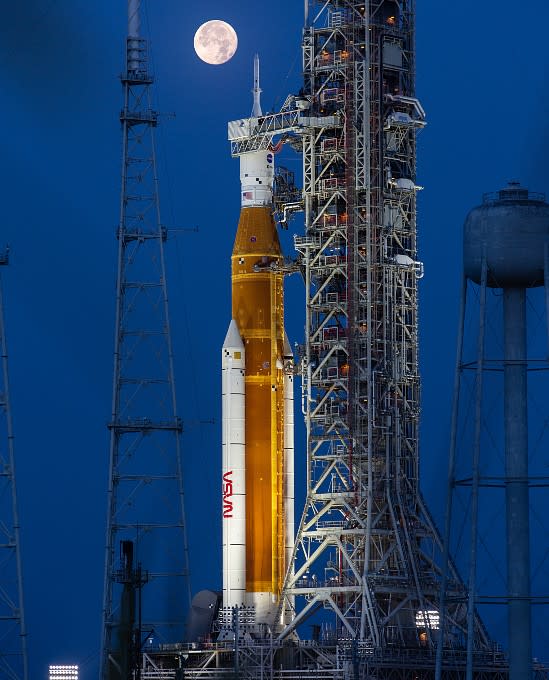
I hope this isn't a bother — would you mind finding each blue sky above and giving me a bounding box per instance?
[1,0,549,676]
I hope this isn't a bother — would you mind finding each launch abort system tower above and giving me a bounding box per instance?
[100,2,190,676]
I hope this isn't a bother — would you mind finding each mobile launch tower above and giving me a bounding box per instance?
[226,0,502,672]
[279,0,489,660]
[100,1,190,677]
[281,0,435,642]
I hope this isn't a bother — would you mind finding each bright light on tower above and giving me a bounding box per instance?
[49,665,79,680]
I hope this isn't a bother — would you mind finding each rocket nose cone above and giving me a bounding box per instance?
[223,319,244,349]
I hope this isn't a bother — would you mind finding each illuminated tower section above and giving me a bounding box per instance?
[279,0,494,658]
[221,58,292,625]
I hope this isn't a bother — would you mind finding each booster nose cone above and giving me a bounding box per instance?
[223,319,245,353]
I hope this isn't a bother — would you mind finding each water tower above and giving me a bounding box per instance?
[438,182,549,678]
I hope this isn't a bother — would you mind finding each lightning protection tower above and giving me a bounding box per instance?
[100,2,190,676]
[0,254,28,680]
[279,1,503,674]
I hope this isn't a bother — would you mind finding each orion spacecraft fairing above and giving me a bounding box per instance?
[221,56,294,626]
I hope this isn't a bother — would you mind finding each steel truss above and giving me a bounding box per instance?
[137,639,549,680]
[100,23,190,678]
[279,0,490,655]
[0,255,28,680]
[140,642,345,680]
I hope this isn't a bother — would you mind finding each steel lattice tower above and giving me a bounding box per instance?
[226,0,499,668]
[100,2,190,676]
[0,254,28,680]
[279,0,495,662]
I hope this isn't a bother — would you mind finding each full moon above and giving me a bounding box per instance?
[194,20,238,65]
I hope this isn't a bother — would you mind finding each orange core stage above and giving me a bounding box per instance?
[231,205,286,600]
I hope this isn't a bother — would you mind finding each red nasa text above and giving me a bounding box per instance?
[223,470,234,518]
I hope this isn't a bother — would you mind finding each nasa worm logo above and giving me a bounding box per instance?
[223,470,234,518]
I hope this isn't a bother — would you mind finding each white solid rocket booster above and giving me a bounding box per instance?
[283,334,294,578]
[221,321,246,608]
[283,333,295,624]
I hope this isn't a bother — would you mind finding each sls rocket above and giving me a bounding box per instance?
[222,55,294,627]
